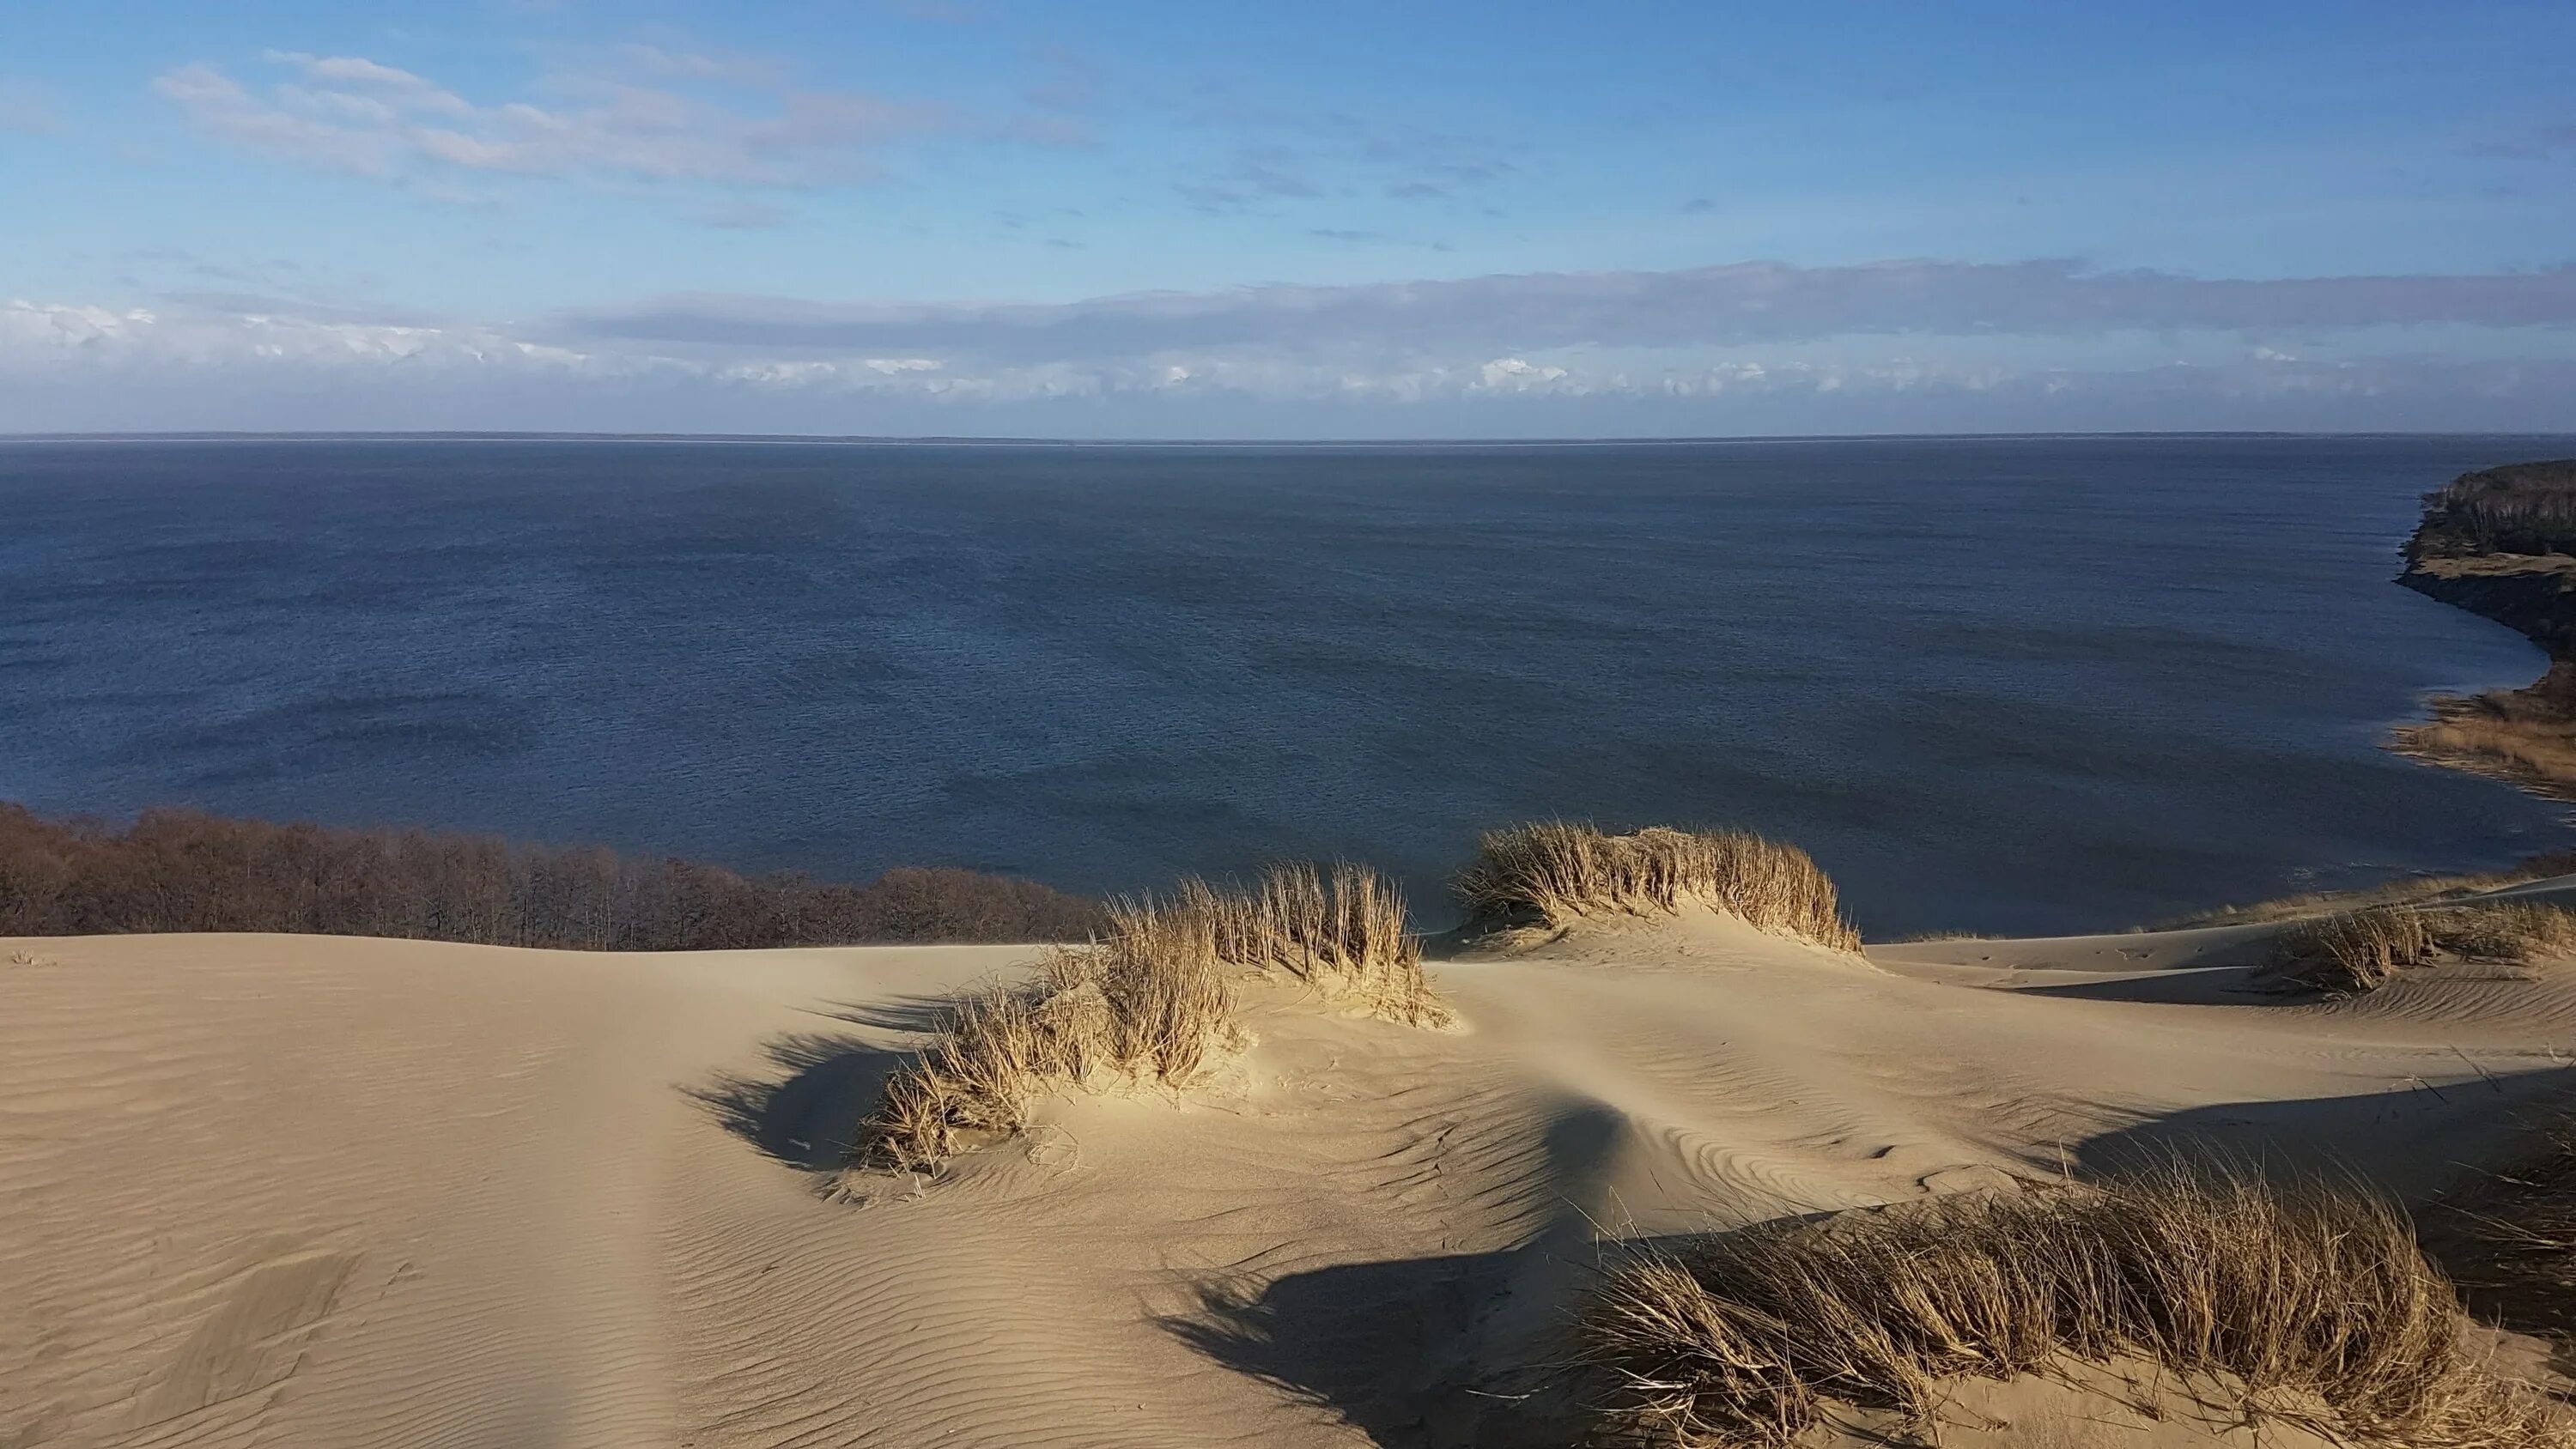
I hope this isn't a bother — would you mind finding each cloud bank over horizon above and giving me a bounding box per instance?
[7,256,2575,436]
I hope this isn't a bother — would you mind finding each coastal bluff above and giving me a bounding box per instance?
[2394,459,2576,794]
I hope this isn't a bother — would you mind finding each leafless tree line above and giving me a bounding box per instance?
[0,803,1105,949]
[2409,460,2576,559]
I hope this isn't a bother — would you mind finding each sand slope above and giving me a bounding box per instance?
[6,908,2572,1448]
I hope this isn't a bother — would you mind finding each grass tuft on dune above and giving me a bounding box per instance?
[1189,861,1455,1028]
[855,861,1447,1171]
[2265,901,2576,995]
[1454,822,1860,951]
[1579,1161,2573,1449]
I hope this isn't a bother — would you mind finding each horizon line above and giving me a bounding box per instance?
[9,427,2576,449]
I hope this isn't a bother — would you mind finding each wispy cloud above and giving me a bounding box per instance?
[550,258,2576,364]
[694,198,791,230]
[2470,119,2576,162]
[1159,89,1522,216]
[152,47,945,187]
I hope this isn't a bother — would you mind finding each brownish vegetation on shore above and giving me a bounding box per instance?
[2157,851,2576,928]
[1580,1163,2573,1449]
[1454,821,1860,949]
[0,803,1104,948]
[856,861,1448,1171]
[2392,684,2576,802]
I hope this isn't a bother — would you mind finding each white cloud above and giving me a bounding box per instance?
[1475,357,1570,391]
[155,50,943,187]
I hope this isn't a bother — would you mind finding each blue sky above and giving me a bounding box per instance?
[3,0,2573,436]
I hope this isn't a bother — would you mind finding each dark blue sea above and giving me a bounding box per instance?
[5,433,2573,937]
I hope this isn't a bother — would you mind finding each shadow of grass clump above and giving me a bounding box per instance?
[689,1030,909,1172]
[1162,1248,1539,1448]
[2429,1108,2576,1348]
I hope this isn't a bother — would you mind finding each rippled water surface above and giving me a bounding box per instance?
[6,433,2573,936]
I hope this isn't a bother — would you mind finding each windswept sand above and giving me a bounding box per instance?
[7,904,2574,1448]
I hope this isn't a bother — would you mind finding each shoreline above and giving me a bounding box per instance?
[2390,463,2576,800]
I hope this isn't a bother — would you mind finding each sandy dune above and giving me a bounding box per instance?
[6,905,2573,1448]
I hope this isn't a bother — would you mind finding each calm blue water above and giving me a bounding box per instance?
[4,434,2573,937]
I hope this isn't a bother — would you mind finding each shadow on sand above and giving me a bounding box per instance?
[1158,1238,1599,1449]
[684,993,970,1172]
[686,1029,921,1173]
[1155,1069,2576,1446]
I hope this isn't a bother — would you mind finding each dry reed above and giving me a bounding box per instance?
[2267,901,2576,995]
[855,861,1447,1170]
[1579,1162,2573,1449]
[1454,822,1860,951]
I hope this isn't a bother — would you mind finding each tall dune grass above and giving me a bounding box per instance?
[2266,900,2576,994]
[1454,822,1859,951]
[855,862,1446,1170]
[1190,862,1453,1028]
[860,909,1243,1172]
[1580,1162,2572,1449]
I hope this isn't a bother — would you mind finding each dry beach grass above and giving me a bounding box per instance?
[1580,1162,2573,1449]
[1454,822,1860,950]
[856,860,1449,1171]
[2264,901,2576,995]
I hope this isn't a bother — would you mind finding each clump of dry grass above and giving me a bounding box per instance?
[855,862,1447,1170]
[1579,1162,2573,1449]
[1192,862,1454,1028]
[2266,901,2576,994]
[2267,906,2436,994]
[1453,822,1860,951]
[859,904,1243,1172]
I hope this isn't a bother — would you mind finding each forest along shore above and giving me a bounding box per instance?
[2392,459,2576,797]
